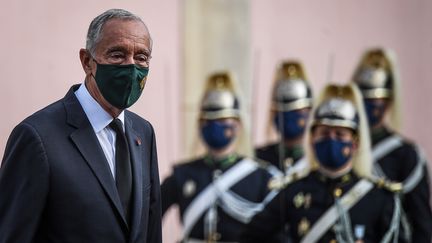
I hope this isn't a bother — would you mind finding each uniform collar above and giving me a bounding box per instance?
[271,143,304,161]
[371,126,392,145]
[204,153,240,170]
[285,143,304,160]
[315,169,357,187]
[74,83,125,133]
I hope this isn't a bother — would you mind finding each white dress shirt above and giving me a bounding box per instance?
[74,83,125,178]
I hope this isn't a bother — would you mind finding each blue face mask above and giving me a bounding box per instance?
[274,110,309,139]
[364,99,387,127]
[313,138,353,169]
[201,121,236,150]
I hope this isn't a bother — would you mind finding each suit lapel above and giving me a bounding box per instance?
[64,85,129,231]
[124,116,146,240]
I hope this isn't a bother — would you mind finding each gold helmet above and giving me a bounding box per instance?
[351,48,402,131]
[305,84,372,178]
[272,61,313,112]
[200,72,240,120]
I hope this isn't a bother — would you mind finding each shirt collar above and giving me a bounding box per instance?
[74,83,125,133]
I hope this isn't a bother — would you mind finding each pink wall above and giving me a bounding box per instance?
[1,1,431,243]
[0,0,181,175]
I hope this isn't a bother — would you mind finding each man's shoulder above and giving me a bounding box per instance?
[125,110,153,131]
[361,180,397,208]
[173,157,205,170]
[169,158,208,181]
[4,96,70,149]
[21,98,67,128]
[20,86,79,127]
[255,143,279,166]
[379,129,417,151]
[255,143,278,153]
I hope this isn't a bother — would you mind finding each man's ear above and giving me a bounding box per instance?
[79,49,93,75]
[352,136,360,152]
[233,119,242,132]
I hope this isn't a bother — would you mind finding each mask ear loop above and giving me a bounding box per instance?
[87,50,100,81]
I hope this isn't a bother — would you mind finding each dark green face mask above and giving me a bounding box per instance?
[93,62,149,109]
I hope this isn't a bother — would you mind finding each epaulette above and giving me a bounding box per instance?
[251,157,284,177]
[253,157,274,169]
[267,171,307,190]
[369,176,403,193]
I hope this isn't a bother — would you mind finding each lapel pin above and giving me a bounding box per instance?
[135,137,142,146]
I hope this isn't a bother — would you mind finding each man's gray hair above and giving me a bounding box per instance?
[86,9,144,55]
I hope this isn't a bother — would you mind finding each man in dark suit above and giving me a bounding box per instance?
[0,9,162,243]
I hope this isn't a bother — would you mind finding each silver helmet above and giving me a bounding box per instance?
[313,97,358,130]
[272,61,313,112]
[200,72,240,120]
[353,49,393,99]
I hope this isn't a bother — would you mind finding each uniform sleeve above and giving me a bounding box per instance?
[401,147,432,243]
[146,125,163,243]
[160,173,179,216]
[240,190,286,243]
[403,165,432,243]
[0,123,49,243]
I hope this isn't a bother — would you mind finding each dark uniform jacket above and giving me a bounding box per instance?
[241,171,396,243]
[372,127,432,242]
[0,85,162,243]
[255,143,304,172]
[161,156,275,242]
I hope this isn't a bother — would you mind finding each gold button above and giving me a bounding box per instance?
[341,174,351,183]
[329,239,337,243]
[334,188,342,198]
[213,232,221,241]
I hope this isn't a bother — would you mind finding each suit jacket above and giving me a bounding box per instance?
[0,85,162,243]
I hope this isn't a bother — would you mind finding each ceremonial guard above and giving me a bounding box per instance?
[255,61,313,176]
[241,84,402,243]
[254,61,313,242]
[352,48,432,242]
[161,72,280,242]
